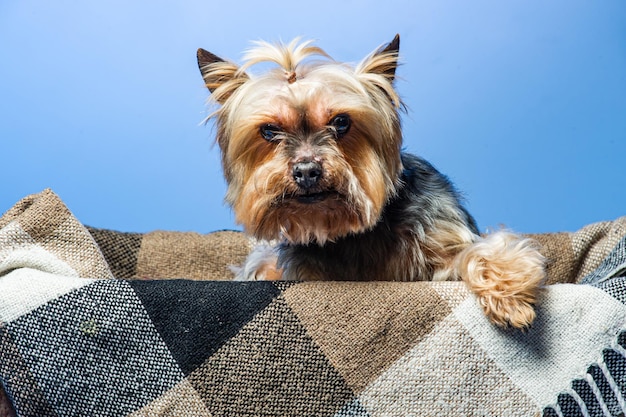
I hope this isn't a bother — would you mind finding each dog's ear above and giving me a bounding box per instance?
[197,48,249,102]
[359,34,400,82]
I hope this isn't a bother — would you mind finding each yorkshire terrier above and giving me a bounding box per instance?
[197,35,546,329]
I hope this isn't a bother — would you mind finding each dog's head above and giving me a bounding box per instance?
[198,35,403,244]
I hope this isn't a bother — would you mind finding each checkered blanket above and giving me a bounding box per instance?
[2,189,626,417]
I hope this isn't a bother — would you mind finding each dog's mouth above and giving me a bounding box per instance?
[280,190,341,205]
[295,191,334,204]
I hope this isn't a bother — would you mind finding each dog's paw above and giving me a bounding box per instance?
[478,293,537,330]
[456,230,546,329]
[232,242,283,281]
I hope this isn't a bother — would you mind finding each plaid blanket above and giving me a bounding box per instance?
[1,189,626,417]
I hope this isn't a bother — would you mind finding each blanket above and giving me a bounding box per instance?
[1,189,626,417]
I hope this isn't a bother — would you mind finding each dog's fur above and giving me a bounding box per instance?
[197,35,546,329]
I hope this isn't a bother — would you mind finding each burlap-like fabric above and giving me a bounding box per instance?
[2,189,626,417]
[134,230,252,280]
[0,189,113,281]
[87,227,252,281]
[529,217,626,285]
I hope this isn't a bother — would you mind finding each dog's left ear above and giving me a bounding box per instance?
[376,34,400,81]
[359,34,400,82]
[197,48,249,102]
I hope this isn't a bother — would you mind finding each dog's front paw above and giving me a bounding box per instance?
[477,292,537,330]
[456,230,546,329]
[232,242,283,281]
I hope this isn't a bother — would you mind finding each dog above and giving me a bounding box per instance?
[197,35,546,329]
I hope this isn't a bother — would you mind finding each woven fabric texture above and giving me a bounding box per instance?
[1,189,626,417]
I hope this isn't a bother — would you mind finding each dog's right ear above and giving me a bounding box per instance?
[197,48,249,103]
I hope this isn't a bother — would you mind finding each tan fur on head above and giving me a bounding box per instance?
[198,36,404,244]
[239,38,330,80]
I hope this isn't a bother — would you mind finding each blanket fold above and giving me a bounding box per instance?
[1,189,626,417]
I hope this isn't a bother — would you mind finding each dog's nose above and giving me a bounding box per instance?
[292,161,322,189]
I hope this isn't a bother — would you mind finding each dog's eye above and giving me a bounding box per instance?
[329,114,351,138]
[260,124,283,142]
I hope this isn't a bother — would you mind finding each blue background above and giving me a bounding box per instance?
[2,1,625,234]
